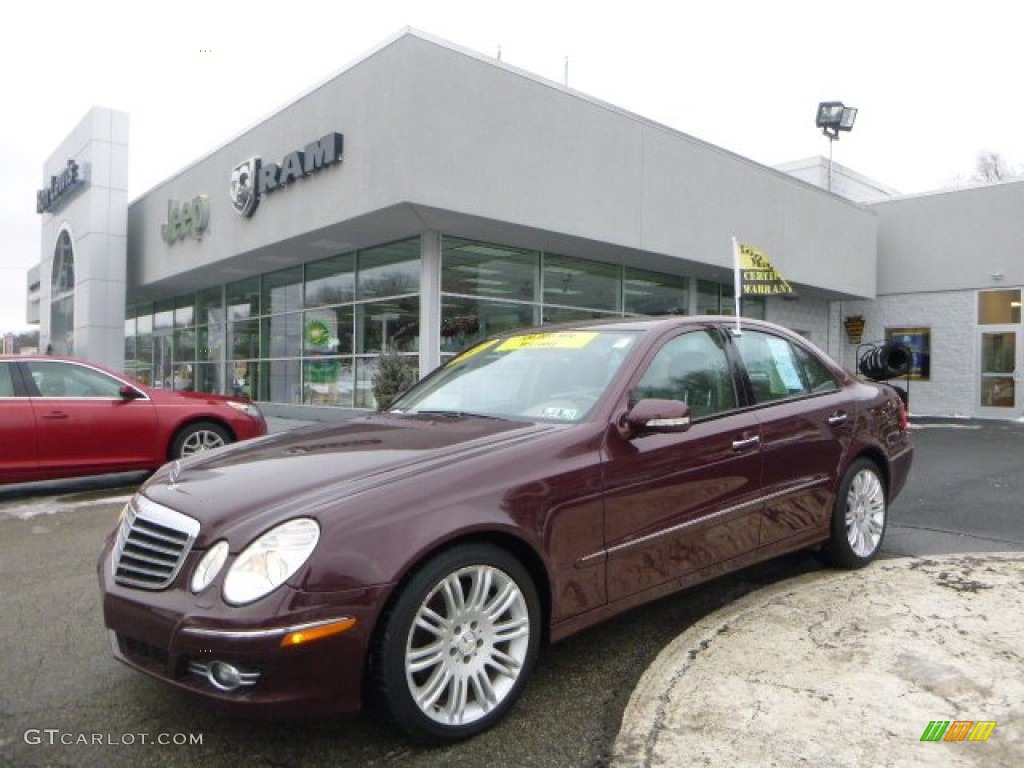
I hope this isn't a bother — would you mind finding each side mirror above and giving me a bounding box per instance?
[621,398,692,437]
[119,384,145,400]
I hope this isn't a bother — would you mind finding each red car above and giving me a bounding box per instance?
[98,317,912,743]
[0,355,267,484]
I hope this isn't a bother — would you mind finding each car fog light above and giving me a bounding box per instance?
[209,661,243,691]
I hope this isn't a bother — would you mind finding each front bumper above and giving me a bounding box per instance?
[98,537,389,719]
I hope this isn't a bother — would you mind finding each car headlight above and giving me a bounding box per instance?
[191,540,230,594]
[226,400,262,418]
[222,519,320,605]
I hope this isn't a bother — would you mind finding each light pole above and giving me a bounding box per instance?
[816,101,858,192]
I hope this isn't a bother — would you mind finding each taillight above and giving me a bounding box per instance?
[898,399,909,431]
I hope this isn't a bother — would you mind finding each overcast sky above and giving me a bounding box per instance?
[2,0,1019,335]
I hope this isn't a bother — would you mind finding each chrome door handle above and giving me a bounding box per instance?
[828,412,848,427]
[732,435,760,451]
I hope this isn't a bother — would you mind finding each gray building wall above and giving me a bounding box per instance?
[127,31,877,305]
[871,180,1024,295]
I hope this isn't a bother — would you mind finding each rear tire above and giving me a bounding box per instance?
[822,458,887,569]
[373,543,541,744]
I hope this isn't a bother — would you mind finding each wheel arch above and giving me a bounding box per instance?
[364,529,553,703]
[847,446,890,496]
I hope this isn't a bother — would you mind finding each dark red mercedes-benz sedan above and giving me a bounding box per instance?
[98,317,912,743]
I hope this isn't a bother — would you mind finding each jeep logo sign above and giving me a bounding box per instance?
[230,132,343,218]
[161,196,211,243]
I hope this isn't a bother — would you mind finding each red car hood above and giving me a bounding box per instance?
[139,414,557,545]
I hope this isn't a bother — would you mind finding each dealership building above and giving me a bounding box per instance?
[27,29,1023,419]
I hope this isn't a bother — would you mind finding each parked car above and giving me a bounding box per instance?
[0,356,267,484]
[97,317,912,743]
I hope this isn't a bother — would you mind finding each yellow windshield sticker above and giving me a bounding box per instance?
[450,339,498,364]
[496,332,599,351]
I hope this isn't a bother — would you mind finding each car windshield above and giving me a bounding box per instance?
[392,330,640,423]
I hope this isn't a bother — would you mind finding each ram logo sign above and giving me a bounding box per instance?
[230,132,343,218]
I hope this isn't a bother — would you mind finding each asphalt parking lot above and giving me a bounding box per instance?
[0,418,1021,767]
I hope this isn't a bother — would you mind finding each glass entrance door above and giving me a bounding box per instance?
[978,329,1019,416]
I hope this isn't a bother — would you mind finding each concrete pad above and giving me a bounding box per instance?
[614,554,1024,767]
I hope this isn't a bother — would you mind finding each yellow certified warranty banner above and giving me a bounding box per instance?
[496,332,599,351]
[736,241,794,296]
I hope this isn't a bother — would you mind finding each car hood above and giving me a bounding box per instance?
[144,388,249,406]
[140,414,557,545]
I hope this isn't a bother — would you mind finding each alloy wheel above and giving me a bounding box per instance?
[404,564,531,727]
[845,468,885,557]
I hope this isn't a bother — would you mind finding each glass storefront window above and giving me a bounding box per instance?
[154,299,174,331]
[173,328,196,364]
[303,357,353,407]
[304,306,353,356]
[136,313,153,336]
[124,335,136,373]
[175,298,195,328]
[197,286,224,326]
[305,252,355,307]
[260,359,302,403]
[193,362,223,395]
[440,297,538,355]
[442,238,539,301]
[136,334,153,365]
[542,306,620,324]
[624,268,689,315]
[978,289,1022,325]
[262,266,303,316]
[543,254,621,311]
[229,319,260,360]
[260,312,303,358]
[357,298,420,354]
[358,240,420,299]
[227,276,260,321]
[229,360,259,400]
[354,357,380,409]
[696,279,761,318]
[197,327,221,362]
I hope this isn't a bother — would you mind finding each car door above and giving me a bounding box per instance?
[730,330,853,547]
[24,360,159,474]
[0,361,38,483]
[601,328,763,602]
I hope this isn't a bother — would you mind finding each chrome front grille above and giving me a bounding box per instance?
[112,496,200,590]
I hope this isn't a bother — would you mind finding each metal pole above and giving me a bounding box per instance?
[827,137,834,192]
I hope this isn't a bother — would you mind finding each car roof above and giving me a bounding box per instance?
[490,315,784,336]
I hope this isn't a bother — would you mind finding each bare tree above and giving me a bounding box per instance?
[973,151,1020,183]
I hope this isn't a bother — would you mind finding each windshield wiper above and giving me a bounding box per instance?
[404,409,508,421]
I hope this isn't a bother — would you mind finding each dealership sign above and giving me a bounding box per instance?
[37,159,86,214]
[161,196,211,243]
[230,132,343,217]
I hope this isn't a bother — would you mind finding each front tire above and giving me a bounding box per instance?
[373,543,541,744]
[822,458,887,569]
[170,421,231,459]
